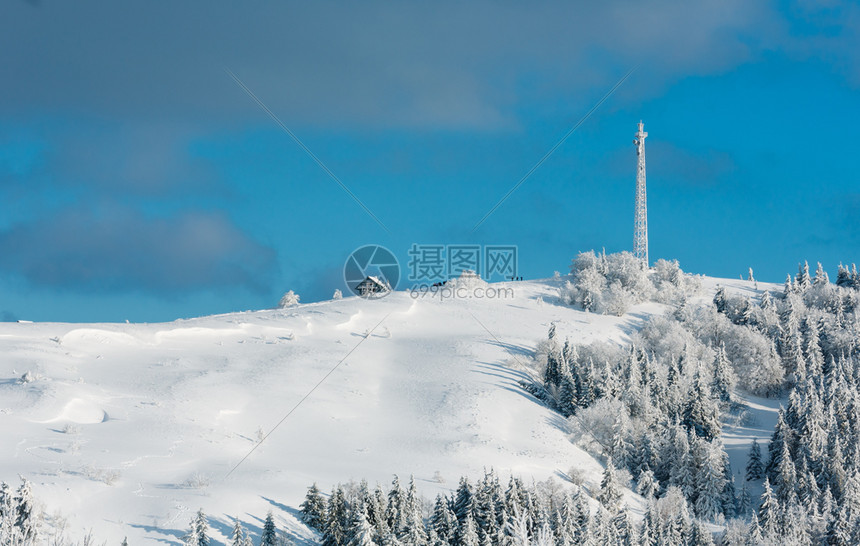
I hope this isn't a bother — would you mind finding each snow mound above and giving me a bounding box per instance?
[61,328,145,348]
[45,398,109,424]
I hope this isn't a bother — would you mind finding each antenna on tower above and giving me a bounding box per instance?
[633,120,648,267]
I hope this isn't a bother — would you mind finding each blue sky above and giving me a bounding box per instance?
[1,1,859,322]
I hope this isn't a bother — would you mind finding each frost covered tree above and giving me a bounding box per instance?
[556,365,577,417]
[14,479,38,544]
[324,487,348,546]
[682,372,721,441]
[598,458,622,511]
[505,506,531,546]
[401,477,427,545]
[561,251,692,315]
[231,517,252,546]
[184,524,199,546]
[836,264,853,288]
[773,440,797,504]
[693,442,727,521]
[0,481,13,522]
[346,502,375,546]
[430,495,455,545]
[826,506,852,546]
[713,287,727,314]
[459,512,480,546]
[690,520,714,546]
[814,262,829,285]
[736,482,751,517]
[640,502,658,546]
[0,481,26,546]
[260,512,277,546]
[452,476,475,536]
[278,290,300,308]
[333,289,343,300]
[543,344,562,390]
[711,345,735,404]
[191,510,209,546]
[386,476,407,538]
[745,439,764,481]
[757,479,781,537]
[533,521,555,546]
[300,483,327,531]
[796,261,811,292]
[637,469,659,499]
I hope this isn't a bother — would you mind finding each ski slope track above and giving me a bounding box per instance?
[0,276,779,544]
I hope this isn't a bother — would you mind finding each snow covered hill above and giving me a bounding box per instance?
[0,275,778,544]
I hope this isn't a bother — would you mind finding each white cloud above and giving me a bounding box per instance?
[0,0,789,129]
[0,203,277,292]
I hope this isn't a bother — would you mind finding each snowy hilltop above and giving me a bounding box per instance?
[1,253,859,545]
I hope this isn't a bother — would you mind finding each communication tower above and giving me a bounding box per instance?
[633,121,648,267]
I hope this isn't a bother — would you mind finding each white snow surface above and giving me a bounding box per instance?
[0,276,781,544]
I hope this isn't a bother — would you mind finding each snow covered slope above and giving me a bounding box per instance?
[0,276,777,544]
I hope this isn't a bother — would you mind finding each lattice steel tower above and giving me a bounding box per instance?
[633,120,649,267]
